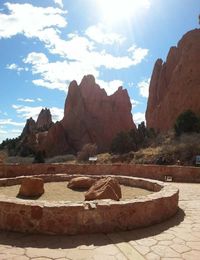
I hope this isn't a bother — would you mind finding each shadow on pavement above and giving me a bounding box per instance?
[0,207,185,249]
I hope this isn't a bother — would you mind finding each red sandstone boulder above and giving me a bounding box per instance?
[18,177,44,197]
[146,29,200,132]
[67,177,96,190]
[85,177,122,201]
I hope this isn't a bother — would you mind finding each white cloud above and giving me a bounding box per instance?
[137,78,150,98]
[18,98,34,103]
[17,98,43,103]
[0,119,25,126]
[131,99,141,108]
[6,63,28,74]
[0,129,7,134]
[11,129,22,134]
[24,48,148,93]
[128,45,149,65]
[12,104,63,122]
[85,24,125,45]
[96,79,123,95]
[53,0,63,9]
[133,112,145,125]
[45,33,148,69]
[1,3,149,94]
[0,3,66,39]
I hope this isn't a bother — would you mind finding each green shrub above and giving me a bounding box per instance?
[111,122,157,155]
[33,151,45,163]
[111,131,134,154]
[174,110,200,136]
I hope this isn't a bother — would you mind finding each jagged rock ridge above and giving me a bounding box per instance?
[146,29,200,131]
[20,75,135,157]
[43,75,135,156]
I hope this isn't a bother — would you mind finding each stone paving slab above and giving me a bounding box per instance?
[0,183,200,259]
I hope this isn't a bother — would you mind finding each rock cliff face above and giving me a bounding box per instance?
[43,75,135,156]
[146,29,200,131]
[36,108,53,131]
[20,109,54,155]
[19,75,135,157]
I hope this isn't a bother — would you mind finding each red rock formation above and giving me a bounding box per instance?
[85,177,122,201]
[19,75,135,156]
[67,177,96,190]
[61,75,135,152]
[146,29,200,131]
[36,108,53,131]
[41,122,70,157]
[21,117,37,137]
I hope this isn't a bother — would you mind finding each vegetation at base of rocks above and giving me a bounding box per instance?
[33,151,45,163]
[133,132,200,166]
[77,143,97,162]
[0,136,22,156]
[45,154,76,163]
[110,122,156,154]
[5,156,34,164]
[174,110,200,136]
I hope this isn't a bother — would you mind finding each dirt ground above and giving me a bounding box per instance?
[0,182,152,202]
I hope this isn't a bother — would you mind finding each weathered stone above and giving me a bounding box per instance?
[18,177,44,197]
[36,108,53,131]
[146,29,200,131]
[85,177,122,201]
[67,177,96,190]
[60,75,135,153]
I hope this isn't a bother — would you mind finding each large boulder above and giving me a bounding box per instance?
[146,29,200,132]
[85,177,122,201]
[18,177,44,197]
[67,177,96,190]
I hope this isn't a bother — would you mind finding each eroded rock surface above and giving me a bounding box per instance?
[85,176,122,201]
[146,29,200,131]
[68,177,96,190]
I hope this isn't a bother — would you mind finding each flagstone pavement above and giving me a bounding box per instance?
[0,183,200,260]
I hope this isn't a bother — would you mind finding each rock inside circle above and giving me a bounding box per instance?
[85,177,121,201]
[18,177,44,198]
[67,176,96,190]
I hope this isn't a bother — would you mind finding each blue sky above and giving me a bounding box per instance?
[0,0,199,143]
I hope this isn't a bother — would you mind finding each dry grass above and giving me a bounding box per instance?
[6,156,34,164]
[46,154,76,164]
[133,133,200,165]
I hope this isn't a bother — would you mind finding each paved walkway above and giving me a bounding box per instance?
[0,183,200,260]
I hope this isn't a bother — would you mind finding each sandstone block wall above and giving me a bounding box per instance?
[0,163,200,183]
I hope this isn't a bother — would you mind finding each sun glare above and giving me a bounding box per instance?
[96,0,150,25]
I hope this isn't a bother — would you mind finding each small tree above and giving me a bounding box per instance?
[33,151,45,163]
[77,143,97,161]
[174,110,200,136]
[111,131,133,154]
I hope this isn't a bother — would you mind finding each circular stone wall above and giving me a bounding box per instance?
[0,174,179,235]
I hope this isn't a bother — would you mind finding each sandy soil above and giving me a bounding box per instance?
[0,182,152,202]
